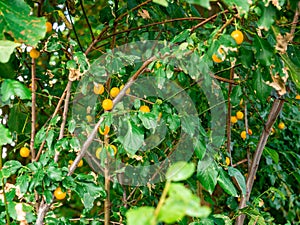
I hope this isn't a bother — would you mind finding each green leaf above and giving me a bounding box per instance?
[231,86,242,106]
[126,206,155,225]
[253,36,274,66]
[181,114,198,137]
[168,183,194,200]
[185,202,211,218]
[171,29,190,43]
[280,53,300,90]
[223,0,250,15]
[2,160,22,178]
[246,209,266,225]
[160,183,211,222]
[213,214,232,225]
[263,147,279,164]
[122,121,144,155]
[0,54,18,79]
[240,44,254,68]
[45,36,62,52]
[66,60,77,69]
[7,103,30,133]
[74,52,89,73]
[253,69,272,101]
[228,167,246,195]
[74,174,105,211]
[189,218,214,225]
[0,79,31,102]
[46,130,55,151]
[0,0,46,46]
[256,4,276,30]
[217,167,238,197]
[44,189,53,204]
[158,198,186,223]
[0,40,20,63]
[155,67,166,89]
[68,118,76,133]
[0,124,12,146]
[197,159,218,194]
[29,167,45,191]
[185,0,211,9]
[7,202,17,220]
[138,112,157,130]
[166,161,195,181]
[50,115,61,126]
[16,174,29,195]
[152,0,168,7]
[167,114,180,131]
[47,163,63,181]
[194,138,206,160]
[34,127,46,148]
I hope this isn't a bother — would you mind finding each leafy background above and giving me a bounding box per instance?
[0,0,299,224]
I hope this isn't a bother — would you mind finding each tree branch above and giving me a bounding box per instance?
[30,58,37,161]
[235,99,284,225]
[191,10,229,33]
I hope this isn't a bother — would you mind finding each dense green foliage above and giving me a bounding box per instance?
[0,0,299,224]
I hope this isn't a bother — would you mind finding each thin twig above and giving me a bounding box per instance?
[226,63,234,165]
[191,10,229,32]
[213,16,235,40]
[231,158,248,168]
[290,2,299,37]
[85,26,110,55]
[111,0,119,50]
[54,80,72,162]
[79,0,94,40]
[152,181,171,225]
[115,0,152,23]
[35,84,69,161]
[66,5,84,52]
[101,17,205,42]
[85,0,153,55]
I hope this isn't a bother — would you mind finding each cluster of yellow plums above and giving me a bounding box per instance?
[230,110,253,140]
[212,30,244,63]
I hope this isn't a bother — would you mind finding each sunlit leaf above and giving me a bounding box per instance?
[126,206,155,225]
[0,124,12,146]
[228,167,246,195]
[153,0,168,7]
[166,161,195,181]
[0,79,31,102]
[0,40,20,63]
[185,0,211,9]
[217,167,238,197]
[197,159,218,194]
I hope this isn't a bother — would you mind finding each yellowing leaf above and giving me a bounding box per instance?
[138,9,150,19]
[0,0,46,46]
